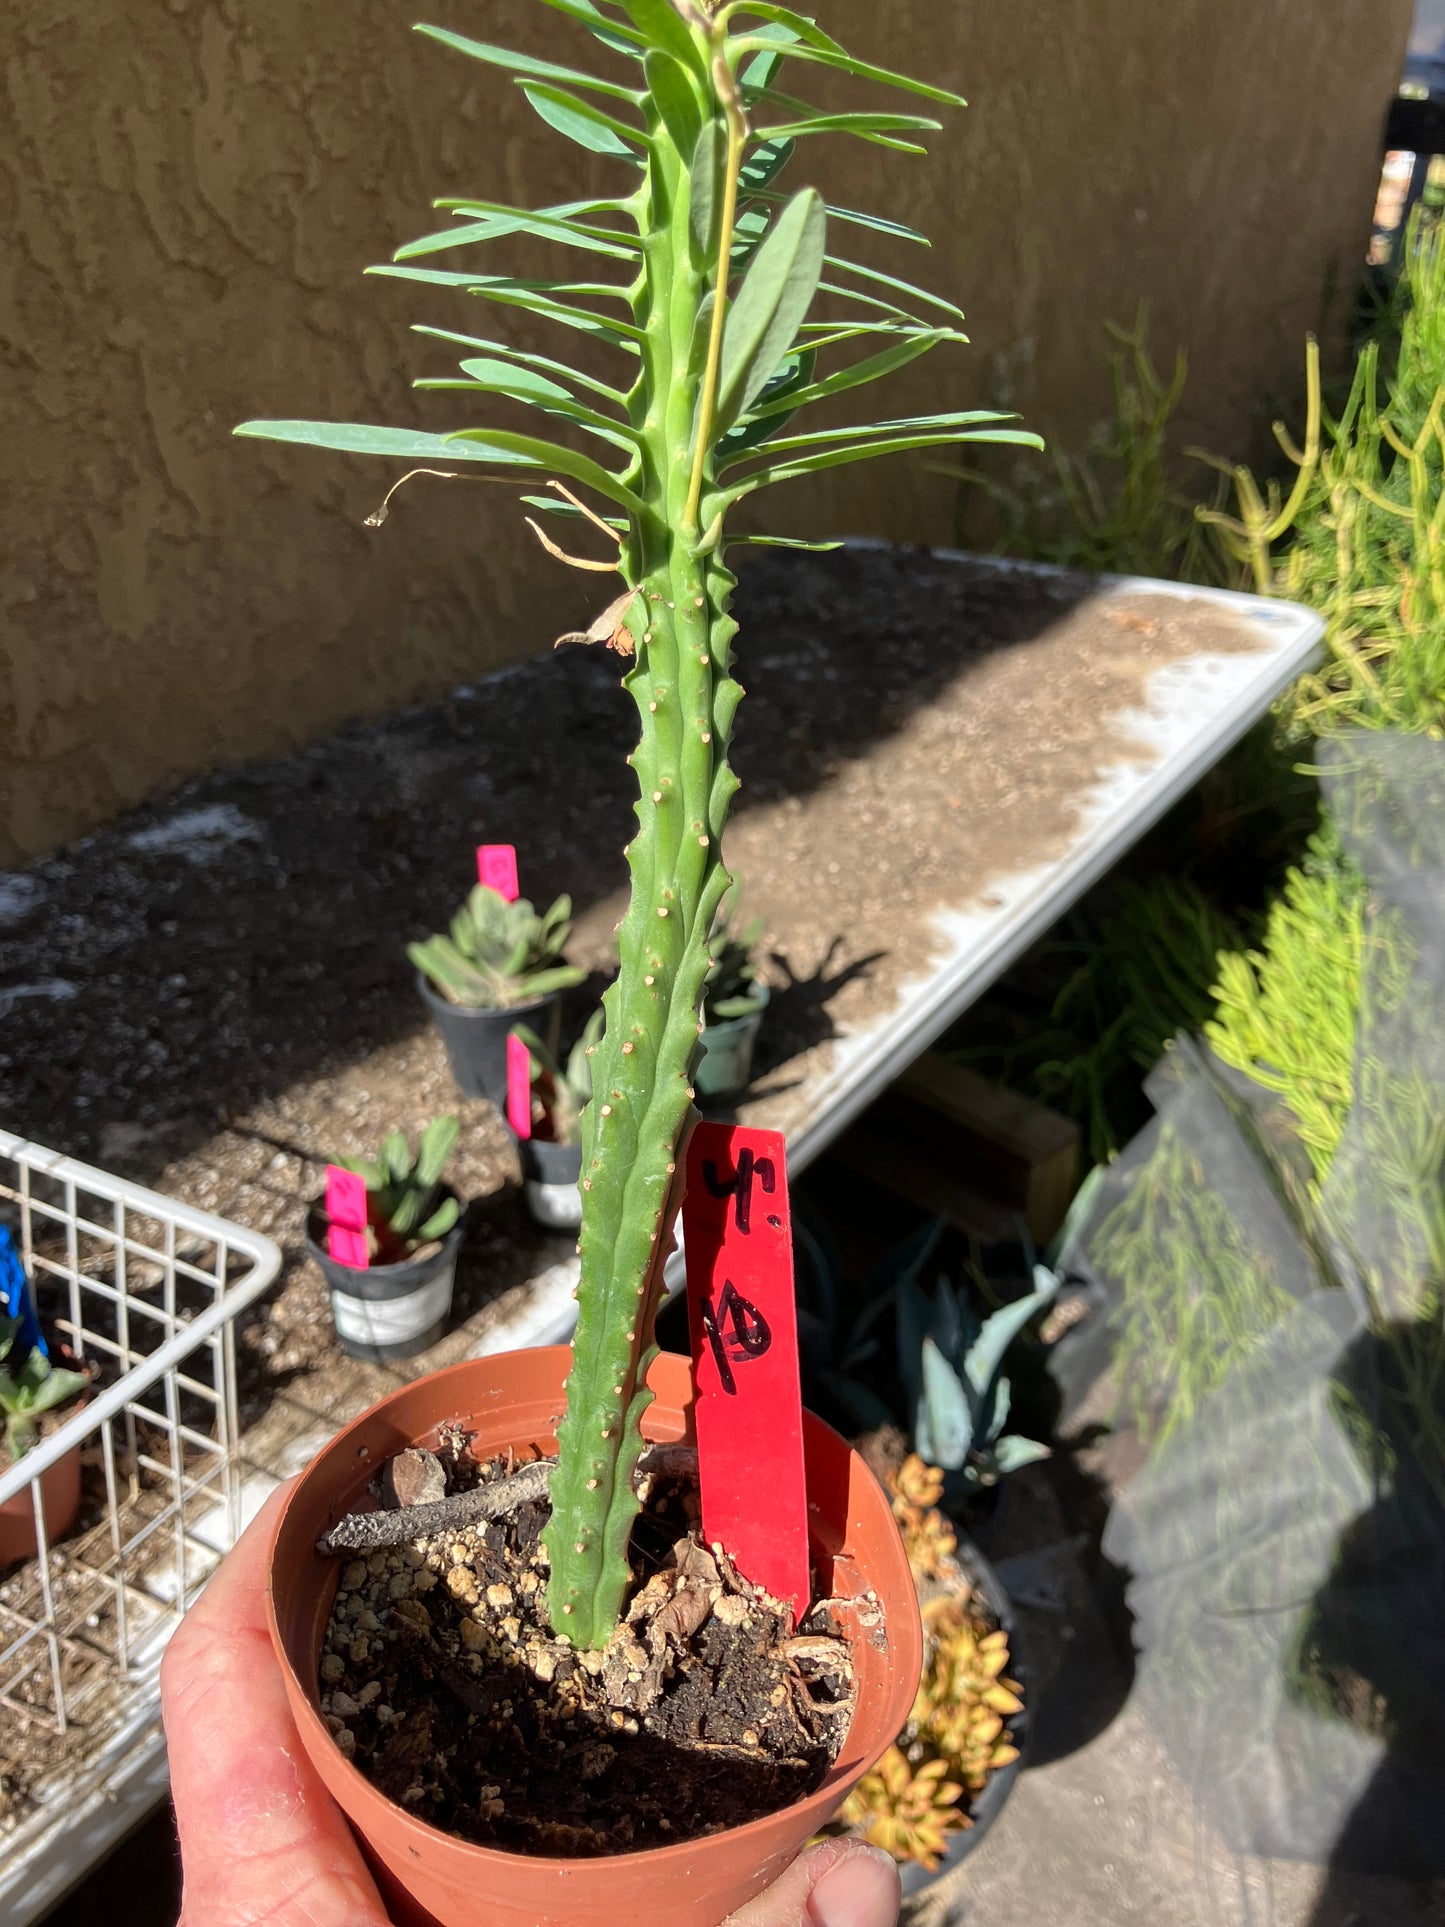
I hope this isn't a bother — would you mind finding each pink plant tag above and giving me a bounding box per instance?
[325,1165,370,1269]
[477,844,519,901]
[506,1032,532,1139]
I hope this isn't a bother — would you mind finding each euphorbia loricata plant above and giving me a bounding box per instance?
[238,0,1038,1648]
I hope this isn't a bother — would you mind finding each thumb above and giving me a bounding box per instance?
[725,1839,901,1927]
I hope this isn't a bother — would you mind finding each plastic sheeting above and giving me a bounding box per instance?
[1074,735,1445,1874]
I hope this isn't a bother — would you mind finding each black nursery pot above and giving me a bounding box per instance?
[305,1195,465,1364]
[415,974,562,1111]
[519,1135,583,1232]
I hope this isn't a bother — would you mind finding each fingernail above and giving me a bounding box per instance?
[806,1843,901,1927]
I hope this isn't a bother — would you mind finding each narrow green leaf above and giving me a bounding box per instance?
[738,136,794,197]
[417,1115,461,1186]
[417,1195,462,1243]
[919,1336,974,1470]
[389,1189,422,1236]
[743,330,952,422]
[716,346,814,460]
[233,421,534,464]
[373,266,644,348]
[757,190,928,247]
[414,364,639,453]
[720,3,843,53]
[521,82,644,157]
[750,408,1017,455]
[445,427,646,513]
[814,277,932,324]
[739,20,800,95]
[992,1434,1052,1474]
[615,0,707,74]
[397,207,638,263]
[644,50,702,158]
[760,108,940,151]
[383,1130,412,1184]
[414,23,640,101]
[526,0,648,56]
[716,187,826,431]
[520,492,627,529]
[731,423,1042,493]
[964,1276,1058,1398]
[826,255,962,318]
[412,326,631,404]
[733,33,967,106]
[689,120,722,263]
[734,533,843,550]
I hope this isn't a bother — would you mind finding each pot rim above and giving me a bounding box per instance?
[266,1346,921,1877]
[414,973,560,1020]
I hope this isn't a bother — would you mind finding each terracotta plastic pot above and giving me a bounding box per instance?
[416,975,562,1112]
[0,1433,83,1566]
[268,1346,921,1927]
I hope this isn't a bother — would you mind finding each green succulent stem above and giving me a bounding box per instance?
[543,67,743,1646]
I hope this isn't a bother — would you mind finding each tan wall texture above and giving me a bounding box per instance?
[1,0,1413,863]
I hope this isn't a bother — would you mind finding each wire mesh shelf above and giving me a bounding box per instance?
[0,1130,280,1919]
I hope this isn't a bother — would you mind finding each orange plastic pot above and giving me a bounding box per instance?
[0,1437,83,1566]
[268,1346,922,1927]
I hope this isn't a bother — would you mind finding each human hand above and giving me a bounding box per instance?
[162,1485,901,1927]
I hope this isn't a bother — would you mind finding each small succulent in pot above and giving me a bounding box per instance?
[696,898,769,1100]
[511,1012,604,1231]
[409,886,585,1011]
[899,1268,1057,1496]
[513,1010,605,1147]
[334,1117,463,1265]
[0,1316,88,1467]
[703,898,766,1023]
[309,1119,467,1362]
[837,1456,1024,1875]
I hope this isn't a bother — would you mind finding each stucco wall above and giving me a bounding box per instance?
[1,0,1412,862]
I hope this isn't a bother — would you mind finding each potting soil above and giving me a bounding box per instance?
[319,1444,854,1855]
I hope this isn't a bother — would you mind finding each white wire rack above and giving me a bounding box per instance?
[0,1130,280,1923]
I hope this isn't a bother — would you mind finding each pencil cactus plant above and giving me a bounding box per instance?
[237,0,1037,1647]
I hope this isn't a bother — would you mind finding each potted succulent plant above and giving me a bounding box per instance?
[0,1314,90,1565]
[238,0,1036,1917]
[815,1217,1058,1516]
[410,883,585,1109]
[305,1118,465,1362]
[835,1455,1027,1889]
[695,897,769,1099]
[512,1010,604,1231]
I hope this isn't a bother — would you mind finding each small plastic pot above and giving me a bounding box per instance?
[0,1431,84,1567]
[519,1136,583,1232]
[695,985,770,1101]
[267,1346,922,1927]
[895,1535,1027,1897]
[305,1197,465,1363]
[416,974,562,1111]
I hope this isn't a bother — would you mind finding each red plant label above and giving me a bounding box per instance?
[683,1122,810,1624]
[325,1165,370,1270]
[477,844,519,902]
[507,1031,532,1139]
